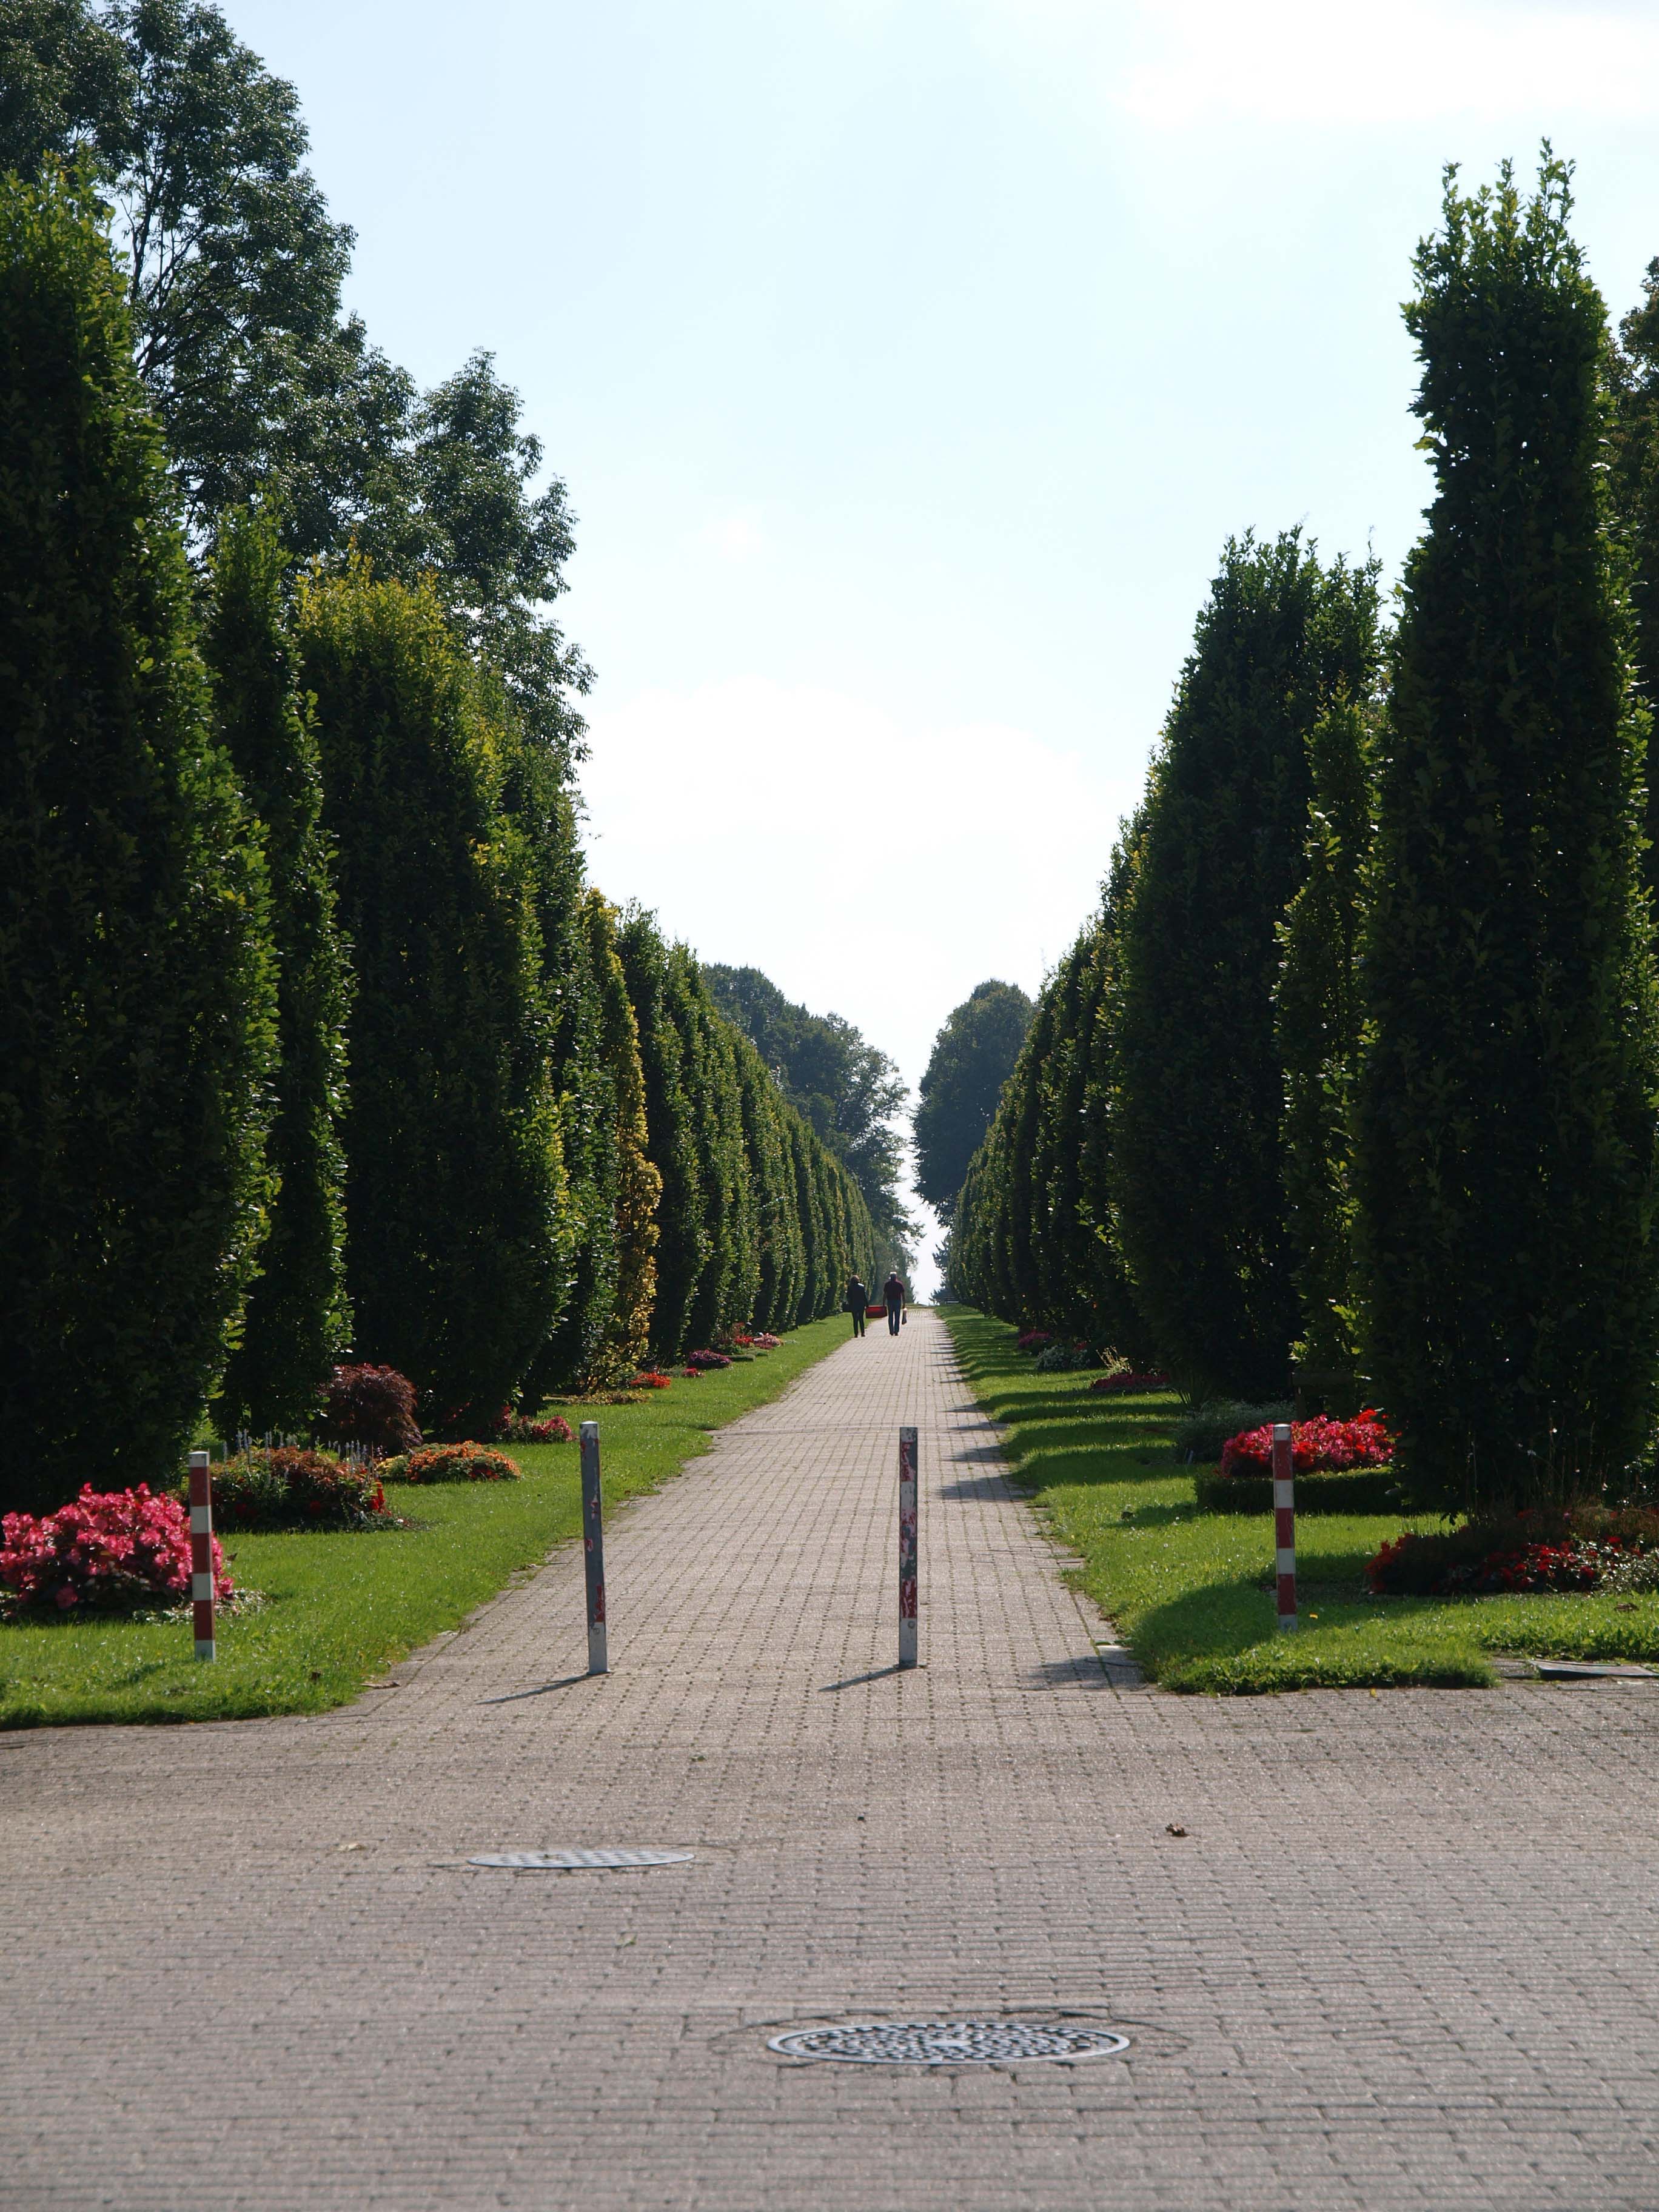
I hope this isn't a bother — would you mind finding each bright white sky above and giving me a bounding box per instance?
[223,0,1659,1287]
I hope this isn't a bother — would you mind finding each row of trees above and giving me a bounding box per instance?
[0,158,894,1509]
[951,155,1659,1519]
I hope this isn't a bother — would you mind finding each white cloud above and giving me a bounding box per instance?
[578,672,1138,1091]
[969,0,1659,128]
[695,512,768,561]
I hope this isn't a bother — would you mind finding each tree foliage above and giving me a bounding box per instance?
[0,166,276,1504]
[207,504,351,1434]
[913,980,1033,1219]
[1273,692,1375,1385]
[297,559,570,1428]
[1356,155,1659,1512]
[1111,532,1380,1399]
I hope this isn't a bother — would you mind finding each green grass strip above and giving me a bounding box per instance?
[940,1306,1659,1694]
[0,1317,852,1729]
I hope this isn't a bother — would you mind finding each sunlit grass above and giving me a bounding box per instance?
[0,1316,849,1728]
[940,1305,1659,1693]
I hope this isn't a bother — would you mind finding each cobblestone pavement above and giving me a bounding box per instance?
[4,1311,1659,2211]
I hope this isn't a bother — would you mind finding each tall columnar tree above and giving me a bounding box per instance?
[1356,155,1659,1512]
[1273,692,1375,1390]
[583,893,660,1384]
[616,910,706,1360]
[1111,532,1380,1399]
[297,560,569,1426]
[207,504,351,1435]
[1076,816,1162,1368]
[0,168,276,1503]
[1610,256,1659,903]
[913,980,1034,1220]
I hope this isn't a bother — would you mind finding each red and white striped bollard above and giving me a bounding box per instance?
[188,1449,216,1660]
[898,1425,919,1669]
[1272,1422,1296,1632]
[580,1421,608,1675]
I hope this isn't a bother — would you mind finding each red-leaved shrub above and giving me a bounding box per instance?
[1220,1410,1393,1479]
[322,1364,421,1453]
[384,1444,520,1485]
[1,1486,232,1616]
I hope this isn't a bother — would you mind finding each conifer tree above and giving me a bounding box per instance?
[1274,692,1373,1393]
[1111,532,1379,1399]
[0,167,276,1500]
[1356,155,1659,1511]
[583,892,660,1382]
[208,504,351,1434]
[616,911,706,1358]
[297,560,568,1426]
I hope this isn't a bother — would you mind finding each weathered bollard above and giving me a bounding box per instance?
[580,1421,608,1674]
[1273,1422,1297,1632]
[898,1425,919,1669]
[188,1449,215,1660]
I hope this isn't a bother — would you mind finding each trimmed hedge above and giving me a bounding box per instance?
[1195,1467,1403,1516]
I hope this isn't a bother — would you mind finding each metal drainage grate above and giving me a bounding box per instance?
[768,2019,1130,2066]
[469,1848,694,1871]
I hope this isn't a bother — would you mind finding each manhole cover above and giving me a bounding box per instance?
[469,1848,694,1870]
[767,2018,1130,2066]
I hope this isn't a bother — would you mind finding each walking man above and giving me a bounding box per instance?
[845,1273,868,1338]
[883,1269,907,1335]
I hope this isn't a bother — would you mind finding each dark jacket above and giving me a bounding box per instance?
[845,1278,868,1313]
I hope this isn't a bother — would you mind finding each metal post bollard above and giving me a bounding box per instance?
[188,1449,215,1660]
[580,1421,608,1674]
[1273,1423,1297,1632]
[898,1425,919,1669]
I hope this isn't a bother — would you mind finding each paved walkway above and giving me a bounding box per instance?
[3,1311,1658,2210]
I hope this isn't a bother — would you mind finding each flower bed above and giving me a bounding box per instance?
[1015,1330,1053,1353]
[504,1413,572,1444]
[1089,1370,1171,1394]
[628,1372,672,1390]
[1366,1507,1659,1597]
[750,1332,782,1350]
[685,1349,732,1370]
[1219,1409,1393,1480]
[1,1486,232,1617]
[189,1447,389,1530]
[380,1444,521,1485]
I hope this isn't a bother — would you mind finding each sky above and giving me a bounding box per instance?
[221,0,1659,1287]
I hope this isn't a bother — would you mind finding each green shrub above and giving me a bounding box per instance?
[1171,1401,1295,1464]
[1195,1467,1401,1515]
[0,169,277,1511]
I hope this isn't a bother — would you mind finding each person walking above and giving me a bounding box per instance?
[882,1270,907,1335]
[845,1274,868,1338]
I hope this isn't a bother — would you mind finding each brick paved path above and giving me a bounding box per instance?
[4,1310,1659,2210]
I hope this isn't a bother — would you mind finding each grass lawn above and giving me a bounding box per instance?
[940,1305,1659,1693]
[0,1316,851,1729]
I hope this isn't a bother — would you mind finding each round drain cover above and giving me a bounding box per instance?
[768,2018,1130,2066]
[469,1848,694,1870]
